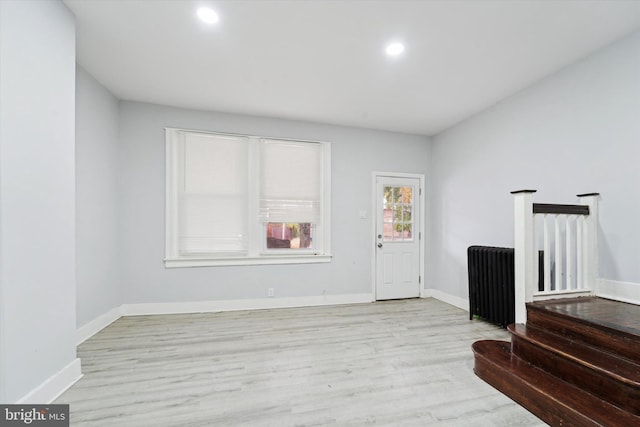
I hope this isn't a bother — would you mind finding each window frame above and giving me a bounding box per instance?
[165,128,332,267]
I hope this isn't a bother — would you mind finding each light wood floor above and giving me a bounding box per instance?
[57,298,545,426]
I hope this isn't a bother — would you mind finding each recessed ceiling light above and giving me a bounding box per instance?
[385,42,405,57]
[197,7,219,24]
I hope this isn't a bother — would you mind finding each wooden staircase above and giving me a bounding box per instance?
[472,297,640,426]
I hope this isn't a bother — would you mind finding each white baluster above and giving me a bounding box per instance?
[566,215,574,291]
[577,215,584,290]
[555,215,563,291]
[543,214,551,292]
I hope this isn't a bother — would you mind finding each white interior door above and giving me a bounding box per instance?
[375,176,421,300]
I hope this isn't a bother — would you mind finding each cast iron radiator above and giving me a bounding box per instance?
[467,246,544,328]
[467,246,515,328]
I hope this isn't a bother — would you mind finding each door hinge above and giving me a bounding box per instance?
[419,232,421,240]
[419,188,422,196]
[419,275,421,284]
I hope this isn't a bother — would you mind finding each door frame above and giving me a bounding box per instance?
[371,171,426,300]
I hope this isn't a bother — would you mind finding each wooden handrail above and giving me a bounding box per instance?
[533,203,589,216]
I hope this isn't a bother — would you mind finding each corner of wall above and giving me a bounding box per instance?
[17,359,83,404]
[422,289,470,312]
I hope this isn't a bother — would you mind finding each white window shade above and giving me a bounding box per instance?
[178,195,247,253]
[259,139,322,224]
[178,132,248,253]
[166,127,332,267]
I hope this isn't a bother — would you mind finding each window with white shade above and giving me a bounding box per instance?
[165,128,331,267]
[260,139,322,252]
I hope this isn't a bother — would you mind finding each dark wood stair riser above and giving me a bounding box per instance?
[527,308,640,363]
[472,341,640,427]
[473,298,640,425]
[510,334,640,415]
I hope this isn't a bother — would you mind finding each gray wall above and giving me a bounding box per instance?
[428,32,640,300]
[118,101,430,304]
[0,0,77,402]
[76,66,121,328]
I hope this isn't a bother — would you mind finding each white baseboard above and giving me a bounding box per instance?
[76,306,123,345]
[122,293,374,316]
[596,279,640,305]
[422,289,470,312]
[17,358,82,404]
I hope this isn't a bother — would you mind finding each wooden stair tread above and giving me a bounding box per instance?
[528,297,640,338]
[526,297,640,363]
[473,340,640,426]
[509,323,640,387]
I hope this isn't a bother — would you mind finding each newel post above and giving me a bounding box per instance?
[512,190,537,324]
[578,193,599,293]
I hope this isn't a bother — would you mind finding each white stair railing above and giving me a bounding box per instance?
[512,190,599,324]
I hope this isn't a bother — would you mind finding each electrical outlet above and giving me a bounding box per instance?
[268,288,275,297]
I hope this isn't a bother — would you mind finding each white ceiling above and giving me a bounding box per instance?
[65,0,640,136]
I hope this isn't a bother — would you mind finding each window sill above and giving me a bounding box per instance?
[164,254,332,268]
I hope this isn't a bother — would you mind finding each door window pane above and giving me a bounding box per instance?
[383,185,414,241]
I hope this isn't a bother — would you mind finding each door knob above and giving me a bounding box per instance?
[377,243,383,248]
